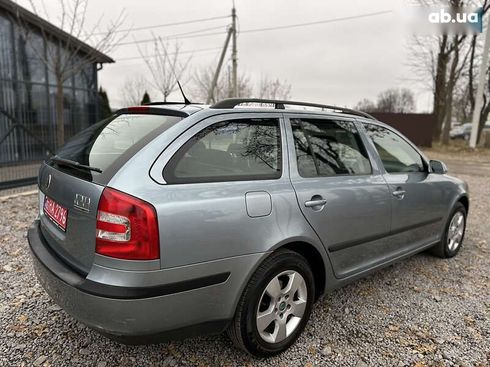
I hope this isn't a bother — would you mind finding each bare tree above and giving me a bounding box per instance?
[190,65,252,103]
[440,34,471,144]
[375,88,416,113]
[257,76,292,100]
[191,65,293,104]
[354,89,416,113]
[418,0,490,144]
[18,0,127,147]
[120,75,150,106]
[354,98,377,112]
[414,34,469,143]
[407,0,480,143]
[452,82,472,122]
[465,1,490,143]
[138,37,191,102]
[432,35,450,140]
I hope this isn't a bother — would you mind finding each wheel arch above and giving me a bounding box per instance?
[280,241,327,301]
[457,194,469,214]
[229,237,333,322]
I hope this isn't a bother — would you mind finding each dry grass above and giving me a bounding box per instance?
[423,141,490,162]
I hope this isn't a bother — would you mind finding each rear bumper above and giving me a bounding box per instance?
[28,220,265,342]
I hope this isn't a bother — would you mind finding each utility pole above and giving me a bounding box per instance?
[206,26,233,104]
[231,4,238,97]
[227,65,232,97]
[470,18,490,148]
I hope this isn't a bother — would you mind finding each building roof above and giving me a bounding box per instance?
[0,0,114,64]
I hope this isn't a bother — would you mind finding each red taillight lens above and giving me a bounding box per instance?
[96,188,160,260]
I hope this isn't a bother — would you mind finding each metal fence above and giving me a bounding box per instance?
[0,115,52,191]
[370,113,436,147]
[0,60,99,192]
[0,98,91,192]
[0,67,98,192]
[0,76,97,192]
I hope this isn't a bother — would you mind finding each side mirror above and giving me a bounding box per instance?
[430,160,448,174]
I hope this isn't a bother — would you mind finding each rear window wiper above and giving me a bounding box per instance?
[50,156,103,173]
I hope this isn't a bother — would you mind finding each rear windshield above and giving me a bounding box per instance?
[52,113,182,180]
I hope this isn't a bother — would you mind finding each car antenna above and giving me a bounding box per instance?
[176,80,191,105]
[156,37,192,105]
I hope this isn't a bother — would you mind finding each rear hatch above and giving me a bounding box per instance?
[38,109,185,274]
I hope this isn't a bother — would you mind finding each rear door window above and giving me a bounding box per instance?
[164,118,282,183]
[54,113,182,178]
[291,118,371,177]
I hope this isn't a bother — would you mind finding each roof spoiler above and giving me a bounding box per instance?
[115,106,189,117]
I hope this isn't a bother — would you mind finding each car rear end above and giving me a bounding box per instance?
[28,106,259,340]
[34,107,185,273]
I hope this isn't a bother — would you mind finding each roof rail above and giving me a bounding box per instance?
[210,98,376,120]
[143,101,203,106]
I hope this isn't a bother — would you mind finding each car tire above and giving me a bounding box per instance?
[227,249,315,357]
[431,202,467,258]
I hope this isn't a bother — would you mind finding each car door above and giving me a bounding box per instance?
[363,123,446,250]
[148,112,302,268]
[286,115,392,278]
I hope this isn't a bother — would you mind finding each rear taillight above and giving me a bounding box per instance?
[96,188,159,260]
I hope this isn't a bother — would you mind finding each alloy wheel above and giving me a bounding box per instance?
[256,270,308,344]
[447,211,465,252]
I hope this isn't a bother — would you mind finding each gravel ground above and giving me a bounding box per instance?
[1,174,489,367]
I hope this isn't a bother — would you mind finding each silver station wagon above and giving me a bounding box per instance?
[28,98,469,357]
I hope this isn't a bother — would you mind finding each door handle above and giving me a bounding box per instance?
[392,188,406,199]
[304,199,327,208]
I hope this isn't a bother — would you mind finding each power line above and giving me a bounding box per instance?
[100,15,229,35]
[118,25,226,46]
[116,10,391,48]
[155,24,227,38]
[107,49,221,69]
[116,46,222,61]
[239,10,392,34]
